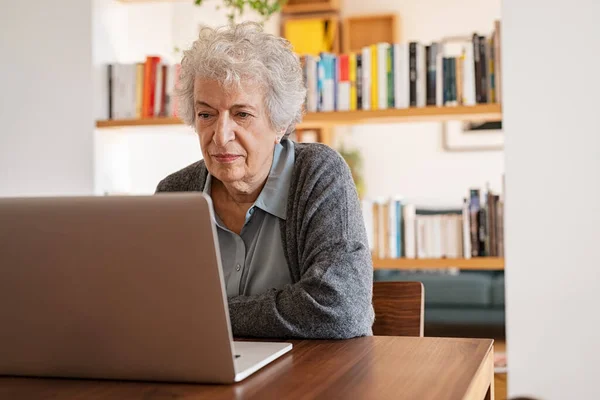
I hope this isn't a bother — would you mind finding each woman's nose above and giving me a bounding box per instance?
[213,114,235,146]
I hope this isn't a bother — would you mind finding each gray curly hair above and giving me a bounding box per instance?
[177,22,306,137]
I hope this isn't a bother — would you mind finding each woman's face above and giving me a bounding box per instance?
[193,78,280,189]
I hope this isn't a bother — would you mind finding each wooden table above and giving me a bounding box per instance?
[0,336,494,400]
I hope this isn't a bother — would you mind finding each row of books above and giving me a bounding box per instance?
[362,186,504,260]
[300,20,501,113]
[107,56,181,120]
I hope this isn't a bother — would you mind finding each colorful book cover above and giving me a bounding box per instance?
[361,47,371,110]
[370,44,378,110]
[349,53,357,111]
[387,45,394,109]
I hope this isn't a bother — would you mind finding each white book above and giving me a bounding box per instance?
[462,199,472,259]
[441,215,449,258]
[394,43,410,109]
[126,64,137,119]
[432,216,441,258]
[323,79,335,112]
[377,199,386,260]
[377,43,389,110]
[403,204,417,259]
[416,216,427,259]
[361,47,371,110]
[337,82,351,112]
[445,216,457,258]
[113,63,124,119]
[455,215,464,258]
[462,44,477,106]
[417,44,427,107]
[388,198,397,259]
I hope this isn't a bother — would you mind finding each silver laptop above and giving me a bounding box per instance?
[0,193,291,383]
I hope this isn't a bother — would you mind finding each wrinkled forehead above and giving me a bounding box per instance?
[193,77,266,108]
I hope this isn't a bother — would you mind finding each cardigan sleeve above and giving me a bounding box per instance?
[227,144,375,339]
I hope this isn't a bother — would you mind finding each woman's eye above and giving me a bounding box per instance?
[197,113,211,119]
[237,112,250,119]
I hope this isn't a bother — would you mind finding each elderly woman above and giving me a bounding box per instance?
[156,22,374,339]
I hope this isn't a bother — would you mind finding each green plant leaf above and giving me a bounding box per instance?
[193,0,286,22]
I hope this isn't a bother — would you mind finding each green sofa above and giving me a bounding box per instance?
[374,269,505,327]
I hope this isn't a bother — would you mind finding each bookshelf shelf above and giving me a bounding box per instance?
[95,104,502,129]
[372,257,504,270]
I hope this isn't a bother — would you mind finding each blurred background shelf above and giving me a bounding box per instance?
[96,104,502,129]
[372,257,505,270]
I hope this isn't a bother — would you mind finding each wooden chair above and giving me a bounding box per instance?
[372,281,425,337]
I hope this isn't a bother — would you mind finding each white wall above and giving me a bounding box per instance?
[0,0,94,196]
[503,0,600,398]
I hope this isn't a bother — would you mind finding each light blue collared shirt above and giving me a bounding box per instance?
[203,139,295,297]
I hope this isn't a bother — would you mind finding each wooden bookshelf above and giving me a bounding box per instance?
[372,257,504,270]
[343,14,399,53]
[96,104,502,129]
[96,117,182,128]
[282,0,339,14]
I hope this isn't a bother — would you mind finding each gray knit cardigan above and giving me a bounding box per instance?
[155,142,375,339]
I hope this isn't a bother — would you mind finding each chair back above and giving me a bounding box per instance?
[372,281,424,337]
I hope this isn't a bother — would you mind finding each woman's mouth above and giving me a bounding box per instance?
[213,154,241,163]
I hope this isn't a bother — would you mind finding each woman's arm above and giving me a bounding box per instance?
[228,145,375,339]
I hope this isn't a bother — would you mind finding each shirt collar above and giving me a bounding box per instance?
[202,139,295,220]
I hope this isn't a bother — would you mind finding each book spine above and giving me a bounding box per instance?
[417,44,427,107]
[393,43,402,109]
[462,44,476,106]
[400,44,410,109]
[469,189,480,257]
[333,55,339,111]
[135,63,144,118]
[356,54,363,110]
[462,199,472,259]
[371,45,378,110]
[436,45,444,106]
[387,45,394,109]
[403,204,416,259]
[160,64,167,117]
[388,198,397,258]
[409,42,417,107]
[442,58,449,105]
[494,20,502,104]
[450,57,457,105]
[488,36,495,103]
[107,64,113,119]
[339,54,350,112]
[426,44,437,106]
[317,58,324,112]
[349,53,357,111]
[361,47,371,110]
[396,200,403,258]
[473,34,482,104]
[456,55,464,105]
[127,64,137,119]
[377,44,388,110]
[479,36,488,103]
